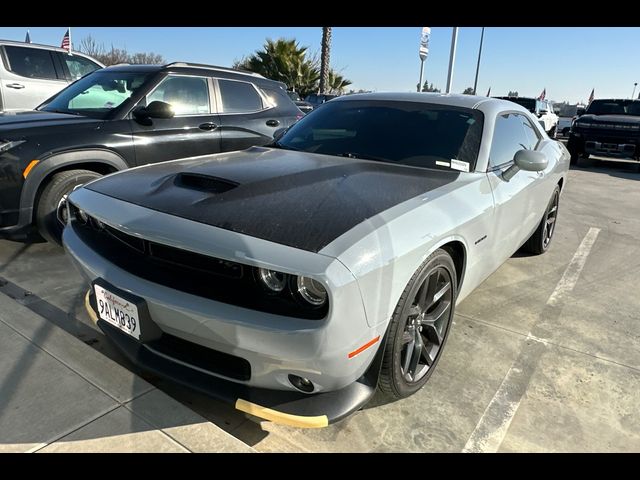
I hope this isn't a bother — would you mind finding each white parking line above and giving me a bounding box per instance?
[462,227,601,453]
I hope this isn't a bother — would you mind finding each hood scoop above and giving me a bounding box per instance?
[175,173,239,194]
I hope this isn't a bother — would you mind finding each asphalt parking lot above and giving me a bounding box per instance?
[1,157,639,452]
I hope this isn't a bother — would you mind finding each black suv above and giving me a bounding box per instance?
[568,99,640,166]
[0,62,302,244]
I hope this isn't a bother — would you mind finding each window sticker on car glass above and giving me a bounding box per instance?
[435,160,450,167]
[467,118,476,125]
[450,159,470,172]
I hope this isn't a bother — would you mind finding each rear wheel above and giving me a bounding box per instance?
[378,249,457,400]
[36,169,102,245]
[522,185,560,255]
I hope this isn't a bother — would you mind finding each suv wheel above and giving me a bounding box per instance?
[36,169,102,245]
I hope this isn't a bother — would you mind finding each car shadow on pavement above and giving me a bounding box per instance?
[570,160,640,180]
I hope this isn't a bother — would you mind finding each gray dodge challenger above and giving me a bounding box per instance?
[62,93,569,428]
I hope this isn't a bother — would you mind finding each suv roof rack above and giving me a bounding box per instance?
[163,62,265,79]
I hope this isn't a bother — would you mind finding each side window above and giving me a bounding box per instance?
[489,113,531,168]
[218,79,263,113]
[147,76,210,115]
[4,46,59,80]
[63,54,101,80]
[518,114,541,150]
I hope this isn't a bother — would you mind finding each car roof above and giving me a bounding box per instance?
[330,92,534,118]
[0,38,74,53]
[0,39,104,65]
[101,62,286,87]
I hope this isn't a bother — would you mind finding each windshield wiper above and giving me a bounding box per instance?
[339,152,391,163]
[45,109,83,116]
[269,140,301,151]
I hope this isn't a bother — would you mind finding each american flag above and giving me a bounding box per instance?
[588,88,595,104]
[61,28,71,51]
[486,87,491,97]
[538,88,546,101]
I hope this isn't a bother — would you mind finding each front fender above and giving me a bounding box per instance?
[17,149,128,227]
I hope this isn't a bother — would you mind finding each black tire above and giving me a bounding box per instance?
[569,150,580,166]
[36,169,102,245]
[378,248,457,400]
[522,185,560,255]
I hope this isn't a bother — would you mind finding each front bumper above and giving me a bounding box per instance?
[84,290,380,427]
[568,132,640,160]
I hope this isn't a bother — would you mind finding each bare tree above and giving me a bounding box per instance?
[319,27,332,94]
[78,36,105,58]
[77,36,165,66]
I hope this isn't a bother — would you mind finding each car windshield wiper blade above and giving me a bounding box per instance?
[269,140,301,151]
[45,109,83,116]
[339,152,391,163]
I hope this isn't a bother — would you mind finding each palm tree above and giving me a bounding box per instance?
[327,70,352,94]
[233,38,320,97]
[319,27,332,94]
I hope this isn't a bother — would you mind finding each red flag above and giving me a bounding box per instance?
[538,88,546,101]
[486,87,491,97]
[61,28,71,51]
[588,88,595,104]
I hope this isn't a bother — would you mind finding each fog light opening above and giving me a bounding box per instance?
[288,374,315,393]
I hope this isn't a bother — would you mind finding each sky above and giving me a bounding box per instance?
[3,26,640,104]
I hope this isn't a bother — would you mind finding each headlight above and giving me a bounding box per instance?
[257,268,287,293]
[0,140,25,153]
[77,209,89,224]
[296,276,327,306]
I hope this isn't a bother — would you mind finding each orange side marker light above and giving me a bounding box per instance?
[348,336,381,359]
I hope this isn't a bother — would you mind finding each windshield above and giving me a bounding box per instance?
[586,99,640,116]
[39,70,152,119]
[275,100,484,171]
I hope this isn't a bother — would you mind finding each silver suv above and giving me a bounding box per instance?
[0,40,103,112]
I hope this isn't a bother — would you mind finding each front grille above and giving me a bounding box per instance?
[145,333,251,381]
[71,215,327,320]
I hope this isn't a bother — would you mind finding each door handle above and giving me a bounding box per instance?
[6,83,25,89]
[198,122,218,131]
[266,119,280,127]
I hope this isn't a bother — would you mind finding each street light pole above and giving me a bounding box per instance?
[418,58,425,92]
[473,27,485,95]
[632,82,638,99]
[445,27,459,94]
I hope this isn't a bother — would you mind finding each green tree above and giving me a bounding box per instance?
[462,87,475,95]
[234,38,351,98]
[327,70,352,94]
[418,80,441,92]
[319,27,332,94]
[233,38,319,97]
[508,90,519,97]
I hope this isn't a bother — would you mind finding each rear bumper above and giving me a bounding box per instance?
[84,290,379,427]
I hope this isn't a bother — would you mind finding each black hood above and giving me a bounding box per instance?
[580,114,640,125]
[86,147,459,253]
[0,110,99,131]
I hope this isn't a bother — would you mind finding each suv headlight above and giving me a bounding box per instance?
[0,140,26,153]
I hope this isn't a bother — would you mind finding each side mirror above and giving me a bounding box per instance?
[133,100,175,122]
[538,110,548,116]
[502,150,548,181]
[553,109,560,115]
[576,106,586,116]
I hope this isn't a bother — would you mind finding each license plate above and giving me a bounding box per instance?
[94,284,141,339]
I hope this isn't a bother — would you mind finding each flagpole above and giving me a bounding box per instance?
[68,27,72,52]
[445,27,459,94]
[473,27,485,95]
